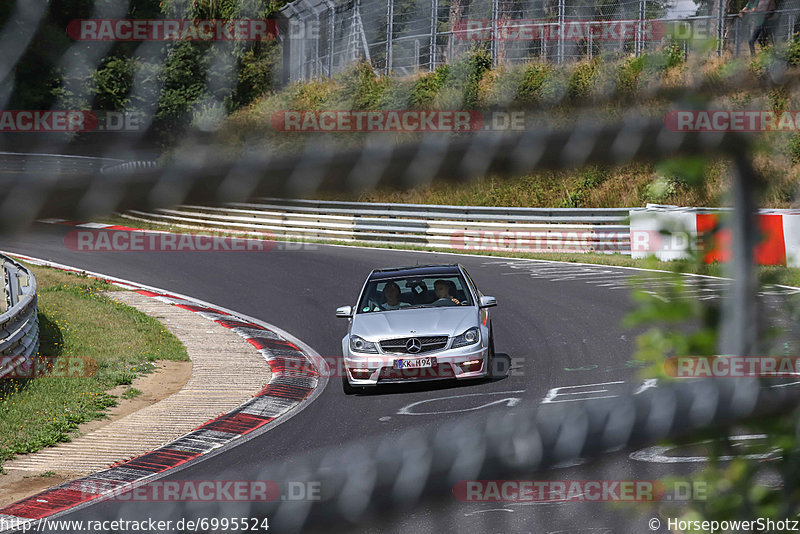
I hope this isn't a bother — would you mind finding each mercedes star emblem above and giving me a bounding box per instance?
[406,337,422,354]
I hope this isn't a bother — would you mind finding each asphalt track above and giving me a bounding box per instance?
[0,223,765,534]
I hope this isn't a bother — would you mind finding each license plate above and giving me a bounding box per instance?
[395,357,435,369]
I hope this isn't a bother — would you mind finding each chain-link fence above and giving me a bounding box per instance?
[279,0,800,81]
[2,0,800,531]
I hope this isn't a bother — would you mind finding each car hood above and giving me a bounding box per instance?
[351,307,478,340]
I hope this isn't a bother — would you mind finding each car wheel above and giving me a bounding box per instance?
[342,375,360,395]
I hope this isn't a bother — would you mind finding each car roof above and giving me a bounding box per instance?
[369,264,463,281]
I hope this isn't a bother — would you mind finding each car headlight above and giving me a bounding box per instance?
[452,327,480,348]
[349,335,378,353]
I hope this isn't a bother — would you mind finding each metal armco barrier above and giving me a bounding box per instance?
[0,152,122,175]
[100,160,159,174]
[0,255,38,379]
[123,198,632,254]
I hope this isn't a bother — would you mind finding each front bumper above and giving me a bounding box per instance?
[343,343,489,386]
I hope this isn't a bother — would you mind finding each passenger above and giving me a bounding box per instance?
[382,281,410,310]
[433,279,461,306]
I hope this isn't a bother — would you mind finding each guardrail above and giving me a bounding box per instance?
[0,151,123,175]
[0,255,39,380]
[123,198,632,254]
[99,160,159,174]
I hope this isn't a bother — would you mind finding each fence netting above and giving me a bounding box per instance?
[280,0,800,81]
[1,0,800,532]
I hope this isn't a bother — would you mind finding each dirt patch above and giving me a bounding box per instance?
[0,359,191,507]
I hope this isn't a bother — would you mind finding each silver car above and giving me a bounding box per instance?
[336,264,497,394]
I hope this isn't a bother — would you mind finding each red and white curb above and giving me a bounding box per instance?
[37,219,163,233]
[0,253,326,531]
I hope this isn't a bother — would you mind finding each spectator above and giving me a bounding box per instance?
[741,0,779,56]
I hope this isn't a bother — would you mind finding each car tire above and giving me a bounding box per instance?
[487,326,496,378]
[342,375,359,395]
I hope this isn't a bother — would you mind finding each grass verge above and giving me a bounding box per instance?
[0,265,188,469]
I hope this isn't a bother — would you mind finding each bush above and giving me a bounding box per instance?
[514,63,550,106]
[566,59,599,100]
[409,65,451,109]
[784,32,800,66]
[450,47,492,108]
[336,62,388,110]
[789,134,800,165]
[231,44,280,111]
[616,55,646,95]
[664,40,686,70]
[91,57,136,111]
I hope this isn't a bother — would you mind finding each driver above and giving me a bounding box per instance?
[381,281,410,310]
[433,279,461,305]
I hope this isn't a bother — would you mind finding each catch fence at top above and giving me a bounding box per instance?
[278,0,800,82]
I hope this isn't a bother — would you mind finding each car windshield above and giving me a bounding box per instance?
[357,275,473,313]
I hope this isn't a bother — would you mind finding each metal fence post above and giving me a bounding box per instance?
[719,155,761,357]
[448,31,454,62]
[636,0,646,57]
[430,0,438,71]
[717,0,725,56]
[326,0,335,77]
[588,26,592,59]
[558,0,565,64]
[491,0,499,66]
[314,13,321,77]
[541,23,547,59]
[386,0,394,74]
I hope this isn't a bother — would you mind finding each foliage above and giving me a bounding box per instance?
[566,59,600,100]
[410,65,451,109]
[559,166,610,207]
[789,134,800,165]
[786,32,800,66]
[1,0,285,146]
[336,62,389,110]
[623,185,800,527]
[514,63,551,107]
[616,55,647,95]
[449,47,493,109]
[656,39,686,70]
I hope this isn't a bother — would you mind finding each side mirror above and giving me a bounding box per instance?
[479,296,497,308]
[336,305,353,318]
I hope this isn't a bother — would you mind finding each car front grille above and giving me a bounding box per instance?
[378,363,455,381]
[379,335,449,354]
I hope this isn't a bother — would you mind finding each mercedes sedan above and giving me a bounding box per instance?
[336,264,497,394]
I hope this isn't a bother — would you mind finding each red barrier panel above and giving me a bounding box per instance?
[696,213,786,265]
